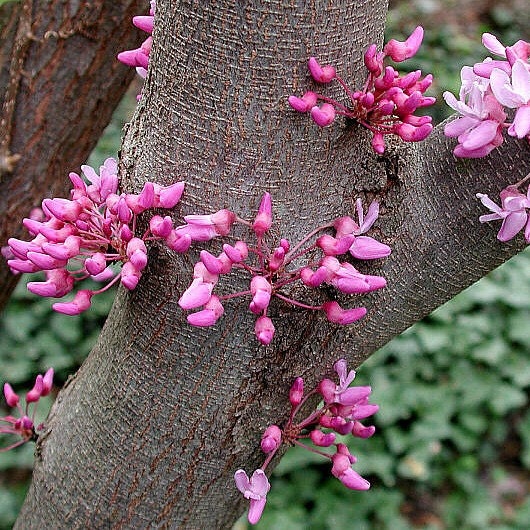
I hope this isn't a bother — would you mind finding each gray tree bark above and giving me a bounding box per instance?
[0,0,146,311]
[15,0,530,528]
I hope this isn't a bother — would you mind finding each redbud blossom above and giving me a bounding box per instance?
[307,57,336,83]
[261,425,282,453]
[254,316,275,345]
[234,469,270,525]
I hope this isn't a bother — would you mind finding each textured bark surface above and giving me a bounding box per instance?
[16,1,530,529]
[0,0,146,311]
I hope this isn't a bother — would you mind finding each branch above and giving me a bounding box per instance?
[0,0,147,312]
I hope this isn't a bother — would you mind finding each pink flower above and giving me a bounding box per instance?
[1,369,54,451]
[490,60,530,138]
[234,469,270,525]
[310,103,336,127]
[476,186,530,242]
[307,57,336,83]
[331,447,370,490]
[252,193,273,236]
[186,295,224,326]
[52,289,93,315]
[261,425,282,453]
[322,301,367,325]
[254,315,275,345]
[288,91,317,112]
[383,26,424,62]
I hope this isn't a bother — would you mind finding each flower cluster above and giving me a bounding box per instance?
[4,158,186,314]
[1,369,54,451]
[444,33,530,158]
[235,359,378,524]
[289,26,435,154]
[117,1,156,85]
[178,194,390,344]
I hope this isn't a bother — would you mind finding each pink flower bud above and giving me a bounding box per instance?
[133,15,154,33]
[187,295,224,327]
[222,241,248,263]
[26,251,67,270]
[52,289,93,315]
[316,234,355,256]
[254,315,275,345]
[41,235,81,260]
[308,57,336,83]
[27,269,74,298]
[150,215,173,237]
[41,368,54,397]
[8,259,40,273]
[26,375,43,403]
[310,429,336,447]
[261,425,282,453]
[85,252,107,276]
[383,25,424,62]
[179,278,214,310]
[288,91,318,112]
[289,377,304,407]
[363,44,383,75]
[352,421,376,438]
[3,383,19,407]
[331,453,370,490]
[323,301,367,325]
[371,132,386,154]
[121,262,142,290]
[394,122,433,142]
[154,181,185,209]
[200,250,224,275]
[250,276,272,314]
[7,238,42,259]
[310,103,336,127]
[349,236,391,260]
[165,230,192,252]
[253,193,273,237]
[268,246,285,272]
[42,198,82,222]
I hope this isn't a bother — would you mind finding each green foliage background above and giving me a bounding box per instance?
[1,2,529,528]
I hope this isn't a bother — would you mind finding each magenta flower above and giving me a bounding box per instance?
[234,469,270,525]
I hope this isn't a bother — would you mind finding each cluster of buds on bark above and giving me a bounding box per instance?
[289,26,435,154]
[117,0,156,85]
[1,369,54,452]
[4,158,186,314]
[235,359,378,524]
[178,193,390,344]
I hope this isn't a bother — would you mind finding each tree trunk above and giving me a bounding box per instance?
[15,1,530,528]
[0,0,146,312]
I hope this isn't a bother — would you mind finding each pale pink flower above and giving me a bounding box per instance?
[490,59,530,138]
[234,469,270,525]
[476,186,530,242]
